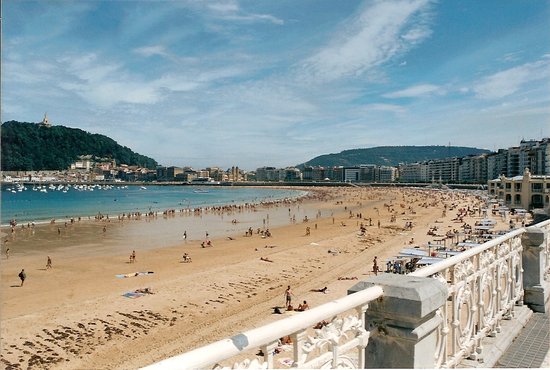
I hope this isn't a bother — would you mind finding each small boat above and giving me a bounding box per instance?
[193,189,209,193]
[140,186,147,190]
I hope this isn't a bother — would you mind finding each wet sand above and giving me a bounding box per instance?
[0,186,508,369]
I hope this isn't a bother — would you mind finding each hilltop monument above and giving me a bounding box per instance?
[39,113,51,128]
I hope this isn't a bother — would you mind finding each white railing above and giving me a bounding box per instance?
[410,227,527,368]
[143,285,383,370]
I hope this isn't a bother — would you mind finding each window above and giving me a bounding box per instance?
[515,194,521,205]
[532,183,543,192]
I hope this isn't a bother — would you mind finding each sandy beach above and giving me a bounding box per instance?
[0,186,509,369]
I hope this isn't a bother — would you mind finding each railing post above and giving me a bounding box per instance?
[521,226,550,313]
[348,275,447,368]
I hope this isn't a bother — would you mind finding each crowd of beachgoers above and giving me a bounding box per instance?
[1,186,519,369]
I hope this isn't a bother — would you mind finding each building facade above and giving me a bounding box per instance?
[488,168,550,210]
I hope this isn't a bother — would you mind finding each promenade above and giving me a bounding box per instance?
[496,312,549,368]
[458,307,549,368]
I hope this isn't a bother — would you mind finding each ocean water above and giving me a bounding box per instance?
[1,184,307,226]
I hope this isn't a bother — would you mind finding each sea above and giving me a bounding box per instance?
[1,184,308,226]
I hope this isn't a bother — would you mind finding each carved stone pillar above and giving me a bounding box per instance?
[521,226,550,313]
[348,274,447,369]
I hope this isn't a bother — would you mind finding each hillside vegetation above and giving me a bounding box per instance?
[1,121,158,171]
[298,145,491,168]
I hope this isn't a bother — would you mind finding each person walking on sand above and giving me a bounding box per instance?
[18,269,26,286]
[46,256,52,269]
[284,286,293,309]
[5,248,9,259]
[373,256,379,275]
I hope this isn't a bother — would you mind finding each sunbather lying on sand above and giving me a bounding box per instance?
[311,287,328,293]
[134,287,154,294]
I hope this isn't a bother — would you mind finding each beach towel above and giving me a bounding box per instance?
[115,271,154,278]
[123,292,145,299]
[278,358,293,367]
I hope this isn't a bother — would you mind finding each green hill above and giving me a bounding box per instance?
[298,145,491,168]
[1,121,158,171]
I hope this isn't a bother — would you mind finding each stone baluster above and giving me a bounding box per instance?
[521,226,550,313]
[348,274,447,368]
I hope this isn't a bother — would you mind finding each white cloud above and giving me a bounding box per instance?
[383,83,441,98]
[361,103,406,113]
[204,0,284,25]
[207,2,239,13]
[52,50,253,107]
[302,0,433,81]
[133,45,170,58]
[473,57,550,99]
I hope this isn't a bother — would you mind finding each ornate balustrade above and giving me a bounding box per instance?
[410,228,525,367]
[142,219,549,369]
[143,285,383,369]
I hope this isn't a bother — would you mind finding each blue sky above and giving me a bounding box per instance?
[2,0,549,170]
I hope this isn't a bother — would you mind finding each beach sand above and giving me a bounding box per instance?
[0,186,509,369]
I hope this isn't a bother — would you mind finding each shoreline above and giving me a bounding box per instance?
[0,186,507,369]
[1,185,310,227]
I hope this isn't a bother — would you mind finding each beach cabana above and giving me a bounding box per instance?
[436,250,462,258]
[477,218,497,226]
[398,248,428,257]
[474,225,494,231]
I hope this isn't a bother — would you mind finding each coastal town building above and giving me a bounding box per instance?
[396,138,549,184]
[378,166,397,182]
[255,167,279,182]
[487,149,508,180]
[458,154,489,184]
[70,155,93,171]
[397,162,429,183]
[3,137,549,185]
[488,168,550,210]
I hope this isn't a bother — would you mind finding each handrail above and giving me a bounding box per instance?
[411,227,526,278]
[142,285,384,369]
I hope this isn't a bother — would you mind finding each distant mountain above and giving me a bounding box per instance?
[298,146,492,168]
[1,121,158,171]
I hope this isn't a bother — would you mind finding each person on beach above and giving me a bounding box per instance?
[5,248,9,259]
[284,286,293,309]
[183,231,187,241]
[46,256,52,269]
[373,256,379,275]
[296,300,309,311]
[18,269,26,286]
